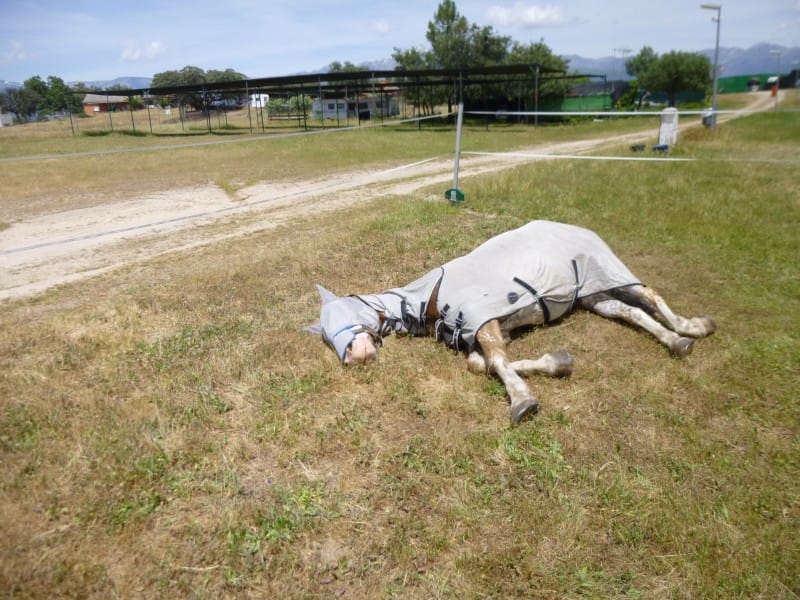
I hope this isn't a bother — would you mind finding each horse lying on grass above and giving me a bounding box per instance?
[308,220,716,425]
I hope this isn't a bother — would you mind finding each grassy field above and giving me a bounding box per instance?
[1,93,798,598]
[0,113,666,224]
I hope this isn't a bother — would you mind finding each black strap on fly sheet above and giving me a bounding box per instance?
[512,277,551,323]
[380,290,428,336]
[569,259,580,312]
[435,303,466,350]
[512,260,581,323]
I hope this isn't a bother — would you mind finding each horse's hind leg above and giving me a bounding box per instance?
[468,350,574,378]
[615,285,717,338]
[581,293,697,357]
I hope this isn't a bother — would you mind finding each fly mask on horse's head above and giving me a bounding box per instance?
[307,285,382,365]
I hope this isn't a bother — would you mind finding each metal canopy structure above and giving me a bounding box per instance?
[70,64,607,137]
[90,64,577,99]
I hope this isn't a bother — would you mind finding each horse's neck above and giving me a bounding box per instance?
[359,268,444,337]
[358,292,406,322]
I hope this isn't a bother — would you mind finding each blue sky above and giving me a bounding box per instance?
[2,0,798,83]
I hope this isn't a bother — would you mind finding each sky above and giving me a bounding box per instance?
[2,0,799,84]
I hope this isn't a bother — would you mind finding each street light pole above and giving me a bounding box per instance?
[701,3,721,129]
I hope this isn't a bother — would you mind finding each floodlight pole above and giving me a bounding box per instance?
[701,3,721,129]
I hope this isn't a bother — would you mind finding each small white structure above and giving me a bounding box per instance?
[0,112,13,127]
[250,93,269,108]
[311,95,399,120]
[658,107,679,146]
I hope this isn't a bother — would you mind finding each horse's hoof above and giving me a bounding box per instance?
[549,350,574,377]
[510,398,539,425]
[670,337,694,358]
[700,317,717,335]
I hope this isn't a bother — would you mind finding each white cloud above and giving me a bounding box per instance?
[120,41,166,62]
[486,3,571,28]
[372,20,389,34]
[0,40,31,64]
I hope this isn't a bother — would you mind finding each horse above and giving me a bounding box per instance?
[307,220,716,424]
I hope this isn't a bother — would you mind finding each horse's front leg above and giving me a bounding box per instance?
[475,320,539,425]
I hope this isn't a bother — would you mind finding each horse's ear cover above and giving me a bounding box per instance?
[304,285,334,335]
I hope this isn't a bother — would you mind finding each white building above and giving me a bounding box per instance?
[312,95,399,121]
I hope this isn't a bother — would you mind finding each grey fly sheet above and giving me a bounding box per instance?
[430,220,641,349]
[314,220,641,357]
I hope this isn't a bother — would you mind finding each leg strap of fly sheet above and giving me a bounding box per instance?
[513,277,551,324]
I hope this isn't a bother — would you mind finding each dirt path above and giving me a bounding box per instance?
[0,94,776,301]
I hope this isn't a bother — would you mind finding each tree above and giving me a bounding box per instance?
[0,87,39,121]
[614,80,642,111]
[426,0,472,69]
[151,66,198,110]
[205,68,246,84]
[392,47,437,115]
[392,47,430,71]
[206,69,246,107]
[151,66,240,112]
[425,0,509,68]
[625,46,658,79]
[422,0,512,109]
[507,40,571,98]
[287,94,313,114]
[44,76,82,114]
[640,51,710,106]
[388,1,567,114]
[23,76,48,101]
[1,75,86,120]
[470,24,510,66]
[327,61,361,73]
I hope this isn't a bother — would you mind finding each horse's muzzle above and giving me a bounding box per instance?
[344,332,378,365]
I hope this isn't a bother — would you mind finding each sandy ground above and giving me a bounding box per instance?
[0,93,777,302]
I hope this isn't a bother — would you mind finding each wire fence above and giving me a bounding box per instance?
[31,102,711,141]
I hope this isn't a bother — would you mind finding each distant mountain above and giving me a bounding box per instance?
[565,43,800,79]
[0,80,22,92]
[356,58,398,71]
[71,76,153,90]
[710,43,800,77]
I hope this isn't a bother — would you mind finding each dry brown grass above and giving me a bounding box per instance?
[1,92,798,598]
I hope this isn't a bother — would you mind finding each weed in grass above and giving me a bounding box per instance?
[500,426,568,490]
[255,370,327,408]
[224,482,328,562]
[568,564,645,598]
[1,403,43,453]
[179,385,231,427]
[136,319,253,373]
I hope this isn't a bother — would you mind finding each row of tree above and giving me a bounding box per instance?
[0,76,85,122]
